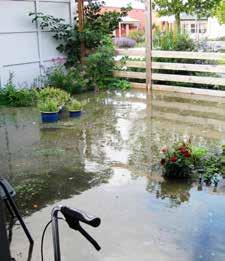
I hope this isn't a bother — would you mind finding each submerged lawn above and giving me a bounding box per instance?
[1,90,225,261]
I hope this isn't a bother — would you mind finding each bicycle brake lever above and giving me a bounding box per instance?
[76,224,101,251]
[60,206,101,251]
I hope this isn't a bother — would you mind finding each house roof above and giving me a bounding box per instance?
[180,13,207,21]
[121,16,140,24]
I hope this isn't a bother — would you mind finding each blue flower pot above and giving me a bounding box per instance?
[69,110,82,118]
[41,112,59,123]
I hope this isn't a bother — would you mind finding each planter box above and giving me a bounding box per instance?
[41,112,59,123]
[69,111,82,118]
[163,165,192,179]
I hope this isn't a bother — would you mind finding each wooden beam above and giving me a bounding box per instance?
[77,0,85,59]
[115,60,146,68]
[114,70,225,85]
[152,84,225,97]
[77,0,84,32]
[114,70,146,79]
[152,62,225,74]
[153,50,225,60]
[144,0,152,91]
[116,48,225,60]
[116,60,225,73]
[152,73,225,86]
[129,82,225,97]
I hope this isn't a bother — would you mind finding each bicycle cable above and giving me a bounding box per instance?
[41,217,65,261]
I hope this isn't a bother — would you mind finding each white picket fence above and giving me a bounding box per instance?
[0,0,74,87]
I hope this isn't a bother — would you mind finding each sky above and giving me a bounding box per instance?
[104,0,145,9]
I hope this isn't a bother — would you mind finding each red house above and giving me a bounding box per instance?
[101,6,145,37]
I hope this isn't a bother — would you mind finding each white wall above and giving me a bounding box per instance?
[0,0,74,87]
[208,18,225,39]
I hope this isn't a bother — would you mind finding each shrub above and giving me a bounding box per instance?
[0,75,37,107]
[36,87,70,105]
[153,31,195,51]
[85,36,115,90]
[198,146,225,186]
[114,37,136,48]
[37,99,59,112]
[68,99,82,111]
[108,79,131,90]
[45,65,88,94]
[129,30,145,43]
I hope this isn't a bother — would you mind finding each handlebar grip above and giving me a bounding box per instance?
[61,206,101,228]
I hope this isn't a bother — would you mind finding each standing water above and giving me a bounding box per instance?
[1,90,225,261]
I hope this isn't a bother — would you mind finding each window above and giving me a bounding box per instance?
[191,24,196,33]
[199,23,207,34]
[182,23,189,33]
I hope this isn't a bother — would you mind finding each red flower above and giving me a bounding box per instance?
[178,146,186,153]
[183,151,191,157]
[160,159,166,165]
[170,156,177,162]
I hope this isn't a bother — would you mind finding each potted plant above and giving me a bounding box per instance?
[38,99,59,123]
[68,99,82,117]
[36,87,70,113]
[160,140,194,179]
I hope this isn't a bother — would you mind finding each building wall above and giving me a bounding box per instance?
[181,17,225,40]
[0,0,74,87]
[181,20,208,39]
[101,7,161,32]
[208,18,225,39]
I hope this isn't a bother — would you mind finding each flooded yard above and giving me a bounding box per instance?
[1,89,225,261]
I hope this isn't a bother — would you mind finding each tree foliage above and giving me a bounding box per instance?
[153,0,221,30]
[153,0,190,30]
[189,0,221,18]
[214,0,225,24]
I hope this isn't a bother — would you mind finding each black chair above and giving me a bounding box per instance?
[0,178,33,245]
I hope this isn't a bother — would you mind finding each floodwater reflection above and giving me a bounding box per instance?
[1,90,225,260]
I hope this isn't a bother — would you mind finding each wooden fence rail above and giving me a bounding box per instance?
[114,48,225,93]
[116,48,225,60]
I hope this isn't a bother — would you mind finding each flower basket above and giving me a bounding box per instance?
[162,164,192,179]
[160,140,195,179]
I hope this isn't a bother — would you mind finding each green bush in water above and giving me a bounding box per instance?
[68,99,82,111]
[38,99,59,112]
[0,75,37,107]
[36,86,70,105]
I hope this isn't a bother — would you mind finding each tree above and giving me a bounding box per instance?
[189,0,221,19]
[152,0,190,31]
[214,0,225,24]
[153,0,221,31]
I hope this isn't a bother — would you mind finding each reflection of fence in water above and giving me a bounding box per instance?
[124,90,225,141]
[114,48,225,96]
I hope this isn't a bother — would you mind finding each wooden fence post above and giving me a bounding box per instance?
[145,0,152,91]
[77,0,85,60]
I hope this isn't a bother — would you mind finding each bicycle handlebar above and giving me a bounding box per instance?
[60,206,101,228]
